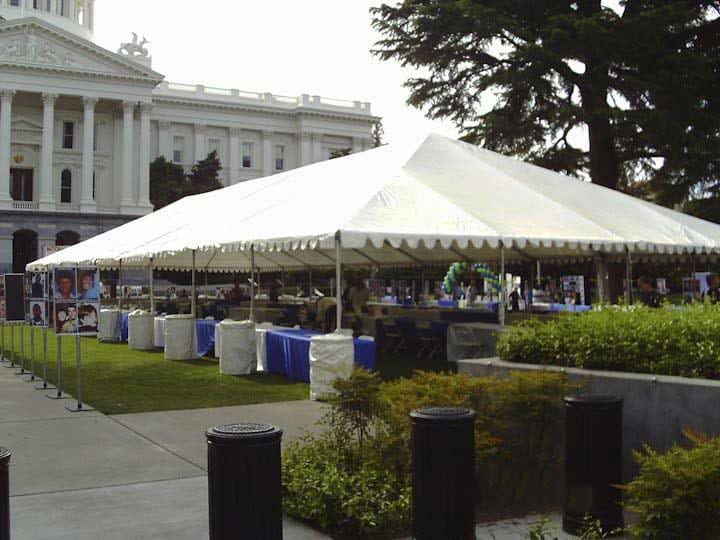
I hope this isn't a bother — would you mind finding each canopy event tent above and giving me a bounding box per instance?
[28,133,720,327]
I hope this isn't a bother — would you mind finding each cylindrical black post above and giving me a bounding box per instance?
[563,395,624,535]
[0,447,10,540]
[206,423,283,540]
[411,407,476,540]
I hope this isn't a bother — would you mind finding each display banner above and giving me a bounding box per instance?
[4,274,26,322]
[26,272,49,327]
[53,267,99,336]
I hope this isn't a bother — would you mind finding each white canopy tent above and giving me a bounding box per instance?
[28,133,720,326]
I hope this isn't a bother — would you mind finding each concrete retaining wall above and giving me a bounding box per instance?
[458,358,720,480]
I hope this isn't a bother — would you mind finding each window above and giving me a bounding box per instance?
[93,122,98,151]
[11,169,33,202]
[47,0,51,11]
[242,142,253,168]
[60,170,72,204]
[274,144,285,171]
[92,172,96,200]
[59,0,65,15]
[173,136,184,163]
[62,122,74,149]
[10,0,19,6]
[33,0,39,9]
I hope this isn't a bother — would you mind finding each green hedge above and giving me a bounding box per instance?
[497,304,720,379]
[282,369,576,539]
[624,430,720,539]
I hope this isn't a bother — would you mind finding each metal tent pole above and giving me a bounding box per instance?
[149,258,155,316]
[250,245,256,322]
[335,233,343,332]
[625,246,633,305]
[191,250,197,318]
[499,242,506,327]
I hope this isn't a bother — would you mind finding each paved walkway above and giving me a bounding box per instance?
[0,363,328,539]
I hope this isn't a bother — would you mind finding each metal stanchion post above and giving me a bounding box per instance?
[4,325,15,369]
[206,423,283,539]
[0,447,10,540]
[14,323,26,375]
[35,326,54,390]
[0,321,5,363]
[24,324,36,382]
[66,334,94,412]
[47,335,68,400]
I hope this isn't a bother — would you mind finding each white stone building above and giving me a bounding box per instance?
[0,0,378,272]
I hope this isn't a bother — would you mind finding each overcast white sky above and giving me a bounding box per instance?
[94,0,459,144]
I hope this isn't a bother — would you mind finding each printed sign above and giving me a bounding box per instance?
[25,271,49,327]
[53,267,100,336]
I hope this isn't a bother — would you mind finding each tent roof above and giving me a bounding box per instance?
[28,133,720,272]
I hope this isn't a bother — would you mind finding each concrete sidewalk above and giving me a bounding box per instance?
[0,364,329,539]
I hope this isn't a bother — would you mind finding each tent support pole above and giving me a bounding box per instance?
[191,250,197,318]
[308,267,313,296]
[593,250,608,304]
[335,233,342,332]
[499,242,506,327]
[536,261,541,286]
[625,247,633,305]
[250,245,256,322]
[118,259,123,312]
[149,258,155,315]
[204,271,209,299]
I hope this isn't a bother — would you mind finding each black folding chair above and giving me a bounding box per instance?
[453,325,482,359]
[380,317,406,355]
[416,320,441,360]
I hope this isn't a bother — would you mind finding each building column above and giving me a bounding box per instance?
[194,124,207,163]
[311,132,324,163]
[352,137,363,154]
[120,100,136,212]
[229,128,241,185]
[0,89,15,204]
[138,102,152,210]
[81,0,89,26]
[296,131,312,166]
[80,96,97,212]
[39,92,58,210]
[158,121,171,160]
[262,130,273,177]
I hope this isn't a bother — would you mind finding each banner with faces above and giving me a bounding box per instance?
[53,267,100,336]
[25,271,49,327]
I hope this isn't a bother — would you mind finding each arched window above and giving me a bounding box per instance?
[60,169,72,203]
[56,230,80,247]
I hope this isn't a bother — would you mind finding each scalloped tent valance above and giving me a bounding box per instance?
[26,133,720,273]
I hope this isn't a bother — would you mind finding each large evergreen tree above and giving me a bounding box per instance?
[149,156,186,210]
[372,1,720,213]
[186,150,223,196]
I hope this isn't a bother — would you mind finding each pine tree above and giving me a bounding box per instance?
[185,150,223,197]
[149,156,186,210]
[372,1,720,214]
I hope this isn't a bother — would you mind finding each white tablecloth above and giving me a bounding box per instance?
[154,317,166,348]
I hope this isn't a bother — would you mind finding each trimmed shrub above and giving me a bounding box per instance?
[498,304,720,379]
[282,369,576,538]
[624,430,720,539]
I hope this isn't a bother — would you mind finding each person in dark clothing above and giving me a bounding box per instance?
[509,288,521,311]
[637,276,662,308]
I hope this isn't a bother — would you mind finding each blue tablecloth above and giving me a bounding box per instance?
[265,329,376,383]
[196,319,220,356]
[120,312,129,341]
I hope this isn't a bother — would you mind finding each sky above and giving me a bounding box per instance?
[94,0,460,145]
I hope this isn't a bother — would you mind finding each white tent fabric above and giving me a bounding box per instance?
[27,133,720,272]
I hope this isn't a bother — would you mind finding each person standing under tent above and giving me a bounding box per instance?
[637,276,662,308]
[348,277,371,314]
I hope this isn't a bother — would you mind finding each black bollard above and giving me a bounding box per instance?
[411,407,476,540]
[206,423,283,540]
[563,395,624,535]
[0,447,10,540]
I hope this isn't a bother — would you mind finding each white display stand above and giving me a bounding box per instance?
[99,308,120,342]
[128,310,155,351]
[309,333,354,401]
[164,314,196,360]
[219,320,257,375]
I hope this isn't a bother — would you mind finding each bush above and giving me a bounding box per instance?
[497,304,720,379]
[282,369,576,538]
[623,430,720,540]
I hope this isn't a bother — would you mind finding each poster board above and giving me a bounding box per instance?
[4,274,26,322]
[54,266,100,336]
[26,271,49,327]
[562,275,586,305]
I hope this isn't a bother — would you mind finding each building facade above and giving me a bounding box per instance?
[0,0,378,272]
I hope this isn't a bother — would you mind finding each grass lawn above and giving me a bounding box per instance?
[1,325,308,415]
